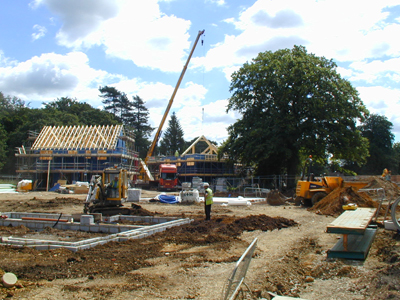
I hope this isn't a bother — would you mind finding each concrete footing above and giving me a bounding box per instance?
[0,212,192,252]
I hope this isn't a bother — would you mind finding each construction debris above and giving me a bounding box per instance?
[0,184,16,193]
[267,189,290,206]
[2,272,17,288]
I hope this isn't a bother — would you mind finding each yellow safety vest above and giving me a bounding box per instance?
[110,180,119,188]
[205,188,213,205]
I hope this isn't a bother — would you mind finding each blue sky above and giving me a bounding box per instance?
[1,0,400,145]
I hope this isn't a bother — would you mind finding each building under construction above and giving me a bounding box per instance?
[15,125,139,190]
[146,135,236,186]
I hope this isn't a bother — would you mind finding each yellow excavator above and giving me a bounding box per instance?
[84,167,133,215]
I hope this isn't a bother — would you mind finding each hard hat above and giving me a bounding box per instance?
[203,182,209,187]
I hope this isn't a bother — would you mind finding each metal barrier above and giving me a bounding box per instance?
[222,238,258,300]
[391,197,400,231]
[244,187,269,198]
[359,188,386,222]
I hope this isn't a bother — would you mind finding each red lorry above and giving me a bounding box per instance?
[158,164,178,190]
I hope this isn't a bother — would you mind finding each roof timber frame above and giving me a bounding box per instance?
[181,135,218,156]
[31,125,126,150]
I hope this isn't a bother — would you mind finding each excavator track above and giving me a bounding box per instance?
[87,203,143,216]
[88,206,132,216]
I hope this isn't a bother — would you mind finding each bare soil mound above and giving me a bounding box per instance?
[307,176,400,217]
[363,176,400,200]
[127,204,155,216]
[267,190,288,206]
[307,186,377,217]
[158,215,298,246]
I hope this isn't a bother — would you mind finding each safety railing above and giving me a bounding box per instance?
[244,187,269,198]
[222,238,258,300]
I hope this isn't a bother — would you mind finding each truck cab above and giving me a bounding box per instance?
[158,164,178,190]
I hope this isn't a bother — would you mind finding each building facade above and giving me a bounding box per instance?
[15,125,139,190]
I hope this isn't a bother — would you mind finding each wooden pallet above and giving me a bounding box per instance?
[326,208,377,260]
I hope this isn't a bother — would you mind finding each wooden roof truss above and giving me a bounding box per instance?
[181,135,218,156]
[31,125,124,150]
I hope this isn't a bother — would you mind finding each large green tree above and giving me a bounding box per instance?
[0,92,30,173]
[0,123,7,171]
[159,112,186,156]
[44,97,119,126]
[393,142,400,175]
[99,86,124,120]
[221,45,369,180]
[347,114,394,174]
[127,95,153,158]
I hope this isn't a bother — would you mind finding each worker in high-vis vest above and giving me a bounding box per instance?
[203,182,213,221]
[110,176,119,189]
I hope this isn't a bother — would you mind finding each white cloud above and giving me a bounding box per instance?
[358,86,400,114]
[206,0,226,6]
[102,2,191,72]
[348,58,400,84]
[202,0,400,75]
[36,0,119,47]
[34,0,193,73]
[142,81,208,139]
[177,98,237,143]
[357,86,400,139]
[32,24,47,40]
[222,66,240,82]
[0,52,119,105]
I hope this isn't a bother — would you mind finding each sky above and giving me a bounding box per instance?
[1,0,400,146]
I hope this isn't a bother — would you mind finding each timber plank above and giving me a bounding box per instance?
[326,208,376,235]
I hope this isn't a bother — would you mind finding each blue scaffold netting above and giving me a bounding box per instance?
[158,194,179,204]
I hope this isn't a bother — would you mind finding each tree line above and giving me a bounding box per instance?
[0,45,399,179]
[0,88,214,174]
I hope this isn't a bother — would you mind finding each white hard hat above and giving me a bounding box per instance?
[203,182,209,187]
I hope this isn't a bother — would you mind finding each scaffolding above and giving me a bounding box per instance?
[15,125,139,190]
[146,135,236,184]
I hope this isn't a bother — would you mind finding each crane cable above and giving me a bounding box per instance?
[201,33,206,135]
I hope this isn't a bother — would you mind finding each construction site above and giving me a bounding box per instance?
[0,176,400,299]
[1,30,400,300]
[4,118,400,299]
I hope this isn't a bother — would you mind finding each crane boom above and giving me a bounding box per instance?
[144,29,205,168]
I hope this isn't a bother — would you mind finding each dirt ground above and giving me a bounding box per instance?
[0,181,399,300]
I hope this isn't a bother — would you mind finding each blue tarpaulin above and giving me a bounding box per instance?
[158,194,179,204]
[49,183,61,192]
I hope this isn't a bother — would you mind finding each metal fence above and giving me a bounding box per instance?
[222,238,258,300]
[215,175,298,194]
[0,175,20,183]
